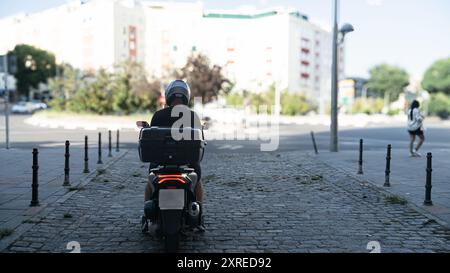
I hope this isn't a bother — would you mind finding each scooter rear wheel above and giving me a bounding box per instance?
[165,234,180,252]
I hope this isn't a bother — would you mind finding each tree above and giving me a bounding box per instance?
[112,60,160,114]
[46,60,161,114]
[422,58,450,95]
[428,92,450,119]
[48,63,80,110]
[365,64,409,102]
[69,69,114,114]
[9,44,56,98]
[175,53,232,104]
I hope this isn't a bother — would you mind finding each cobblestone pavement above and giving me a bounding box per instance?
[3,149,450,253]
[0,145,124,244]
[318,148,450,226]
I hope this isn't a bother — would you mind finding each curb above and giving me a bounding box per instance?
[24,117,136,131]
[0,149,130,252]
[311,152,450,230]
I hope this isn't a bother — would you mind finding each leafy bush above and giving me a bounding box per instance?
[225,92,244,107]
[224,87,316,116]
[387,109,401,116]
[250,90,275,114]
[280,92,316,116]
[428,92,450,119]
[351,98,384,115]
[49,61,161,115]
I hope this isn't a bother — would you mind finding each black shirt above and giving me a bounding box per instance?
[150,105,202,129]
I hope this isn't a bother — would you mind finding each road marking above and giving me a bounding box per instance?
[216,144,231,150]
[40,142,85,147]
[216,144,243,150]
[230,145,243,150]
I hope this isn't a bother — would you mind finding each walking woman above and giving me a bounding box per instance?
[407,100,425,157]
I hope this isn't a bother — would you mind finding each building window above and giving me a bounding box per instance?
[301,48,310,54]
[128,26,137,58]
[301,73,310,79]
[192,46,197,51]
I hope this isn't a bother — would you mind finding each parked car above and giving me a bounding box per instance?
[11,102,36,114]
[30,100,48,110]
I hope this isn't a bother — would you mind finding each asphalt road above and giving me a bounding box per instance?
[1,114,450,154]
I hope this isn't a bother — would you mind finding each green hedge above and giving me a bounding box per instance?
[428,92,450,119]
[351,98,384,115]
[224,89,316,116]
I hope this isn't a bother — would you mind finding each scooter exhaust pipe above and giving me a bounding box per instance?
[187,202,201,226]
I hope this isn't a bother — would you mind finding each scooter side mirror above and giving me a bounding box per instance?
[136,121,150,129]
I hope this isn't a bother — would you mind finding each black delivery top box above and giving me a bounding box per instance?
[138,127,205,165]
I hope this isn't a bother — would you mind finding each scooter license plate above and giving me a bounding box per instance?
[159,189,185,210]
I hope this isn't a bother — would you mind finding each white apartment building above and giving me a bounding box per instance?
[0,0,345,109]
[0,0,145,71]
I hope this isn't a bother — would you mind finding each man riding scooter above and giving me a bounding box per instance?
[141,80,206,233]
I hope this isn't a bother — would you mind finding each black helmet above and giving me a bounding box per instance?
[165,80,191,106]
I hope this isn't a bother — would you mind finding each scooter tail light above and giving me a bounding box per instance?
[158,177,186,184]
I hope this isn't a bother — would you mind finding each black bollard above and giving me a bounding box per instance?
[108,130,112,157]
[310,131,318,155]
[83,136,90,173]
[63,140,71,186]
[357,139,364,175]
[424,153,433,206]
[384,144,392,187]
[30,148,40,207]
[97,132,103,164]
[116,129,120,152]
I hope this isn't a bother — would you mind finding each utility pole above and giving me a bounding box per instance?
[330,0,339,152]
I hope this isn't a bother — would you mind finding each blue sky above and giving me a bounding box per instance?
[1,0,449,79]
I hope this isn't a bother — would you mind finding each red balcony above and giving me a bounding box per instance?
[300,73,310,79]
[301,48,310,54]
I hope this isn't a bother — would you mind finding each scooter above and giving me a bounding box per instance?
[136,121,206,252]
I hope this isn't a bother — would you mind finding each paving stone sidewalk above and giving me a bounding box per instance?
[317,148,450,227]
[0,145,126,249]
[2,149,450,253]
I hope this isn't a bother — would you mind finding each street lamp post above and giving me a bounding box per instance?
[330,0,339,152]
[330,0,354,152]
[3,56,10,149]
